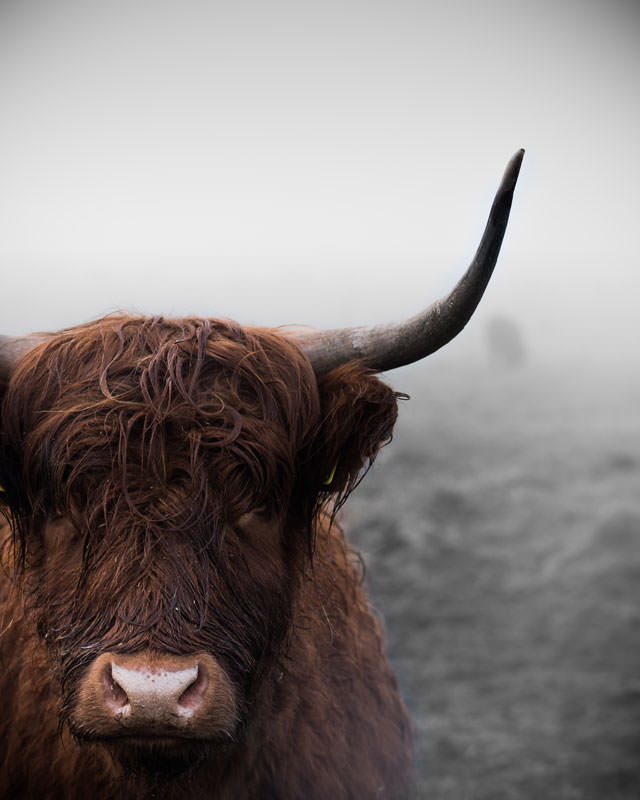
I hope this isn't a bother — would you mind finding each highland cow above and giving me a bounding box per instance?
[0,151,523,799]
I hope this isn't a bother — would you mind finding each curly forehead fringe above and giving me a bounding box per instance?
[0,315,324,559]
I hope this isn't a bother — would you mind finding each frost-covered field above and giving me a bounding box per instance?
[347,359,640,799]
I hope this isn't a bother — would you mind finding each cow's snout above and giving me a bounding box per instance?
[104,658,207,721]
[73,651,238,740]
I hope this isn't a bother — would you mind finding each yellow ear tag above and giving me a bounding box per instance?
[0,486,5,493]
[323,462,338,486]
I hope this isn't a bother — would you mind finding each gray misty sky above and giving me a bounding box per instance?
[0,0,638,366]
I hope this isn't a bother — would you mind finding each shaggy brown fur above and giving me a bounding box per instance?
[0,315,413,799]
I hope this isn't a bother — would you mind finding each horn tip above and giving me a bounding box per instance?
[505,148,525,186]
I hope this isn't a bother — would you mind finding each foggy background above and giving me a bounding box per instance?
[2,1,640,798]
[1,0,638,365]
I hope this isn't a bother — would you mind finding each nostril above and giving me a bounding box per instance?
[177,663,208,714]
[102,662,129,713]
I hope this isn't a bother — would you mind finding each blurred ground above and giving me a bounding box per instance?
[346,358,640,800]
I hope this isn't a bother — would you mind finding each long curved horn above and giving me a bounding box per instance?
[0,334,51,386]
[298,149,524,375]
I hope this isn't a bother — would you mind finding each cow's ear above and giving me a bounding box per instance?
[310,363,400,498]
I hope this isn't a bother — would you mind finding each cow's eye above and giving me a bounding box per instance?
[236,511,257,529]
[234,507,268,531]
[42,516,82,548]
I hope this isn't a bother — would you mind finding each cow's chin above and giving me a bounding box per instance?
[93,735,219,779]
